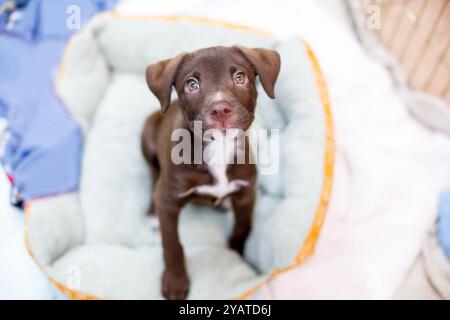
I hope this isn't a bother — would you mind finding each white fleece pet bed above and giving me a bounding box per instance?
[24,14,333,299]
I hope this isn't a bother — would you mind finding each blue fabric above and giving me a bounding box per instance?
[0,0,115,204]
[437,190,450,260]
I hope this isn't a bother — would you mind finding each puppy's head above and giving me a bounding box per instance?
[146,46,280,133]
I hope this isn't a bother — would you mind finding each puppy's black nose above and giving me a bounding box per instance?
[209,102,233,121]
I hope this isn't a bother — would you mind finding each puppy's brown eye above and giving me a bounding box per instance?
[234,71,246,85]
[185,78,200,92]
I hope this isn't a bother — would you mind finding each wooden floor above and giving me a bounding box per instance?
[362,0,450,106]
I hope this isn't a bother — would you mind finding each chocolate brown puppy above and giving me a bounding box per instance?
[141,46,280,300]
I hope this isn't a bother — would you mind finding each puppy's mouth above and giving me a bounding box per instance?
[207,117,239,131]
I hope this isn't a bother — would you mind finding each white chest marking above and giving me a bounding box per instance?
[178,133,249,204]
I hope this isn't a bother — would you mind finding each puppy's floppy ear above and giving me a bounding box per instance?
[234,46,281,99]
[145,54,186,113]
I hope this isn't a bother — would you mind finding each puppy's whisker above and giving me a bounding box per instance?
[255,110,265,120]
[254,113,265,125]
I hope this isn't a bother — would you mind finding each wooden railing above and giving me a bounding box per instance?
[361,0,450,105]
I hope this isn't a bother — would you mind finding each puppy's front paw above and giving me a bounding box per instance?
[162,269,190,300]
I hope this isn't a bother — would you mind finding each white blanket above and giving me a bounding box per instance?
[0,172,54,299]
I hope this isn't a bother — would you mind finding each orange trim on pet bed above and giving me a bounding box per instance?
[24,14,334,300]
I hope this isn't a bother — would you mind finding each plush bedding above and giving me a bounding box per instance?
[24,14,333,299]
